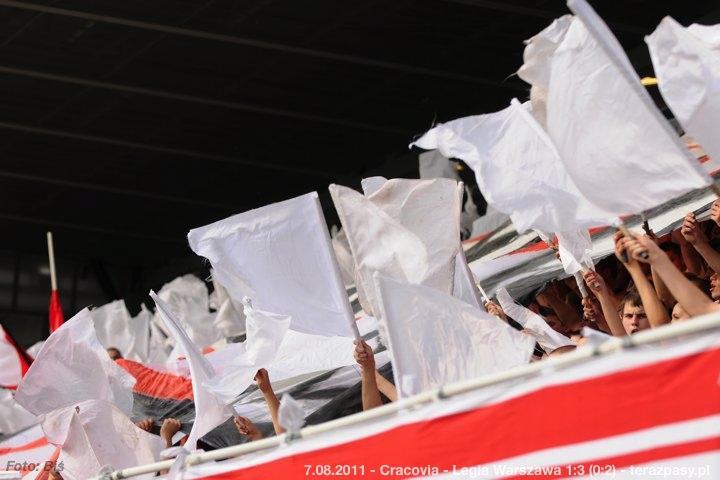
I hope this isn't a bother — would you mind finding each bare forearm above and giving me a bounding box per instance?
[361,369,383,410]
[651,267,675,310]
[653,256,720,317]
[628,267,670,327]
[694,242,720,275]
[262,390,284,435]
[596,289,624,336]
[375,371,397,402]
[681,242,703,275]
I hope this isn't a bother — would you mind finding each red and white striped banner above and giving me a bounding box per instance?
[185,329,720,479]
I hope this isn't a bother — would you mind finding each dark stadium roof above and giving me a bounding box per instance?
[0,0,718,344]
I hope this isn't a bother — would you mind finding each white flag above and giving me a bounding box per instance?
[15,309,136,416]
[42,399,163,480]
[151,291,233,450]
[543,3,711,214]
[330,179,461,316]
[646,17,720,169]
[411,100,613,233]
[557,229,594,275]
[496,288,574,352]
[202,299,291,404]
[452,251,483,309]
[188,192,356,338]
[0,388,36,435]
[375,275,535,398]
[91,300,150,363]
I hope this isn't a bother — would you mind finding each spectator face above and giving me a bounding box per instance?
[671,303,690,323]
[621,304,648,334]
[711,274,720,300]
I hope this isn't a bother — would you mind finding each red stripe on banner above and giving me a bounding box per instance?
[116,359,194,401]
[501,436,720,479]
[198,346,720,479]
[0,437,48,455]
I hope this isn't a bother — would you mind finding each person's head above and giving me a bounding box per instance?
[710,273,720,301]
[539,305,568,335]
[106,347,123,360]
[617,291,648,335]
[660,242,684,271]
[671,302,691,323]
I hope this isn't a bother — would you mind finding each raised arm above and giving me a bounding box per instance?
[625,235,720,318]
[682,213,720,275]
[353,339,382,410]
[582,269,625,337]
[255,368,284,435]
[615,234,670,328]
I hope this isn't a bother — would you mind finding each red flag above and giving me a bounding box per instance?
[0,324,32,389]
[48,289,65,333]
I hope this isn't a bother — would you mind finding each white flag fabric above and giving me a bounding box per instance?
[331,228,356,288]
[153,275,218,349]
[0,388,36,435]
[646,17,720,168]
[91,300,150,362]
[151,291,233,450]
[211,277,246,338]
[557,229,594,275]
[188,192,355,338]
[543,4,711,214]
[452,251,483,309]
[330,179,461,316]
[375,275,535,398]
[42,399,163,480]
[202,299,291,404]
[360,176,388,196]
[15,309,136,416]
[496,288,574,352]
[411,100,613,233]
[0,324,25,388]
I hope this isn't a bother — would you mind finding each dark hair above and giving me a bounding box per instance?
[617,290,643,317]
[660,242,681,256]
[684,272,710,295]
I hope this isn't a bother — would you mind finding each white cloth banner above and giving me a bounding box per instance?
[188,192,355,338]
[0,325,24,388]
[376,275,535,398]
[557,229,594,275]
[92,300,150,362]
[452,251,483,309]
[151,291,233,450]
[545,4,711,214]
[330,179,461,316]
[646,17,720,170]
[496,288,574,352]
[153,275,218,350]
[0,388,36,435]
[411,100,613,233]
[15,309,136,416]
[202,299,291,404]
[42,399,163,480]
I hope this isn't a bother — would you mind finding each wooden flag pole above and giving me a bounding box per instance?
[46,231,58,291]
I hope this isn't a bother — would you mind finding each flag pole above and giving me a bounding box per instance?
[46,231,58,292]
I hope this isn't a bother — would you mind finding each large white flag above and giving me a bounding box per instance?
[0,388,36,435]
[92,300,150,362]
[556,229,594,275]
[543,2,711,214]
[496,288,574,352]
[151,291,233,450]
[646,17,720,169]
[329,179,461,316]
[375,275,535,398]
[411,100,613,233]
[42,399,163,480]
[452,251,483,309]
[188,192,356,338]
[202,299,291,404]
[15,309,136,416]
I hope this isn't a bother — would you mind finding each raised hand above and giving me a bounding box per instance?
[234,416,262,441]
